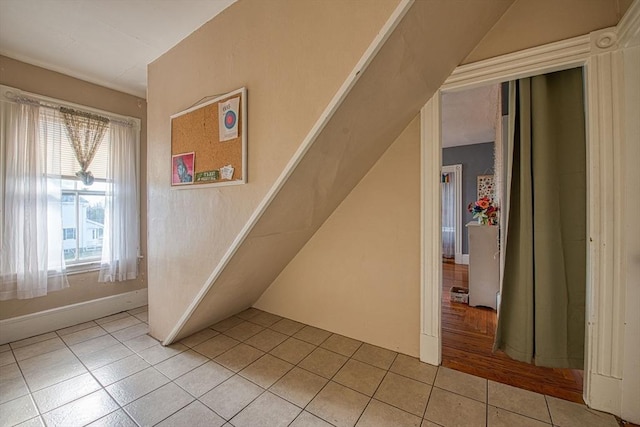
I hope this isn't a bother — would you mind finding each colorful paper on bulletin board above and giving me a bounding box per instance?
[172,152,194,185]
[219,97,239,142]
[195,170,220,182]
[170,87,247,188]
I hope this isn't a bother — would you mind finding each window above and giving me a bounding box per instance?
[1,85,141,299]
[60,182,107,263]
[43,112,110,265]
[63,228,77,240]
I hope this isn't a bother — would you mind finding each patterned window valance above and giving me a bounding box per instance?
[60,107,109,185]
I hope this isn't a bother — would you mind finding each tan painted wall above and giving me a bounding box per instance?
[0,55,147,319]
[255,116,421,356]
[463,0,632,64]
[146,0,401,340]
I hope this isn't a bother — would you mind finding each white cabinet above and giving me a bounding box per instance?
[466,222,499,310]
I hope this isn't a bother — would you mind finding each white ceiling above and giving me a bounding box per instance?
[0,0,236,98]
[442,84,501,148]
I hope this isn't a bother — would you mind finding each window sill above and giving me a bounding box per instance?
[65,262,101,276]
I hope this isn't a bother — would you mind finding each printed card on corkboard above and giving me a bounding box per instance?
[170,87,247,188]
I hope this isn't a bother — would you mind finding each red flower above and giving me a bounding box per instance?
[477,198,490,210]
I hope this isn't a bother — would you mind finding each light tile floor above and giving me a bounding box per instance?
[0,307,620,427]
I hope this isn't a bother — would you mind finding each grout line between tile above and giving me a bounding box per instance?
[353,353,397,427]
[145,390,195,427]
[544,394,555,425]
[280,333,351,425]
[488,404,554,426]
[57,328,131,419]
[486,374,489,426]
[48,314,148,423]
[1,308,152,427]
[229,375,270,423]
[224,331,435,424]
[423,366,440,423]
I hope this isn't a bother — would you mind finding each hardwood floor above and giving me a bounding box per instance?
[441,260,584,404]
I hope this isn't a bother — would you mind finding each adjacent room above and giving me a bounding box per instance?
[440,82,585,403]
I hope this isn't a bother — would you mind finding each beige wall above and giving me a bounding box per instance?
[146,0,401,339]
[0,55,147,319]
[255,116,421,356]
[463,0,632,64]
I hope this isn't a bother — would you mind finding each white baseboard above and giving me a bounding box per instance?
[420,333,441,366]
[587,373,621,417]
[0,289,148,345]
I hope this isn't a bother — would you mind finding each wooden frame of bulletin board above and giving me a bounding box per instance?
[170,87,247,188]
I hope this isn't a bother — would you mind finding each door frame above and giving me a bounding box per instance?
[419,25,632,416]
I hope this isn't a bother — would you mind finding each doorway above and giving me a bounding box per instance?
[437,81,584,402]
[421,38,593,401]
[420,22,638,420]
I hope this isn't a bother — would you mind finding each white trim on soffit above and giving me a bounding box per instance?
[0,289,148,344]
[420,4,639,420]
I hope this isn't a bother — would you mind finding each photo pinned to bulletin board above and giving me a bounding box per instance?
[170,87,247,188]
[171,152,194,185]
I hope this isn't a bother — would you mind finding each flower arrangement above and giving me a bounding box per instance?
[468,197,499,225]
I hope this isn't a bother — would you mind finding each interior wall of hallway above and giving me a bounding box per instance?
[146,0,401,340]
[255,116,421,356]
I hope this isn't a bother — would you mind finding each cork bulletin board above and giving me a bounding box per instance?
[170,87,247,188]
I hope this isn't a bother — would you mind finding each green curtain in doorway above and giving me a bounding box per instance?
[494,68,586,369]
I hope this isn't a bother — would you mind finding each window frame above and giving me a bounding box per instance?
[63,228,77,240]
[60,176,107,266]
[0,84,142,277]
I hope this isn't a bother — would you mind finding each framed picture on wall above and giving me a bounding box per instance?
[477,174,495,200]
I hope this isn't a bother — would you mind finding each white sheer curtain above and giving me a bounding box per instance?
[99,121,139,282]
[442,173,456,258]
[0,101,68,300]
